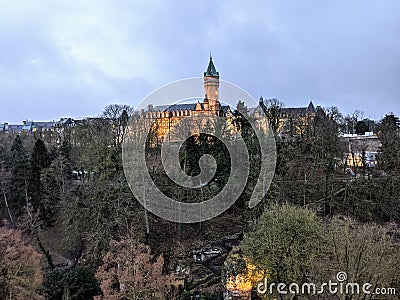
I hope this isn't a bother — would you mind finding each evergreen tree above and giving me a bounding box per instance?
[9,136,31,217]
[30,139,51,212]
[42,266,100,300]
[60,140,72,180]
[355,120,368,134]
[40,153,69,225]
[310,107,342,215]
[376,114,400,174]
[233,100,262,207]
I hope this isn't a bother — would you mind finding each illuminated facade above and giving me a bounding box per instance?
[144,56,232,141]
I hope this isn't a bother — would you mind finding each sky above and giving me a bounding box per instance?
[0,0,399,123]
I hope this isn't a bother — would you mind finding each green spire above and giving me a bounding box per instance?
[204,55,219,77]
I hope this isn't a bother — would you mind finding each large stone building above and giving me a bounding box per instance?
[144,56,232,140]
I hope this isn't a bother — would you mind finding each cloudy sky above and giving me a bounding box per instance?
[0,0,399,123]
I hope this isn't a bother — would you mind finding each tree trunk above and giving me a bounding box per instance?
[2,189,14,226]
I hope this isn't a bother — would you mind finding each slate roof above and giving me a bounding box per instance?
[220,105,231,115]
[204,56,219,77]
[56,118,75,126]
[161,104,198,112]
[33,121,56,129]
[7,125,23,133]
[248,106,263,116]
[151,103,231,115]
[153,103,204,112]
[21,121,33,131]
[281,101,316,116]
[0,119,75,133]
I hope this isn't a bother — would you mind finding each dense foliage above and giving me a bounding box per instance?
[0,103,399,299]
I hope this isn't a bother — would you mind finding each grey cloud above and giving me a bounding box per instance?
[0,0,399,123]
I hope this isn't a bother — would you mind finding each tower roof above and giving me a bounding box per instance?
[204,55,219,77]
[307,101,316,113]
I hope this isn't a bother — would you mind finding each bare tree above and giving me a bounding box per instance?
[102,104,134,148]
[95,239,177,300]
[0,226,43,300]
[261,98,285,134]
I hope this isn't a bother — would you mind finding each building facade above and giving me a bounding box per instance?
[144,56,232,140]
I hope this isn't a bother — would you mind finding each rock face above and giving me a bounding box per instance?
[224,289,251,300]
[223,245,264,300]
[177,233,243,298]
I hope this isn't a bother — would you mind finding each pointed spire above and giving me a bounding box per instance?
[307,101,316,113]
[204,54,219,77]
[259,95,267,111]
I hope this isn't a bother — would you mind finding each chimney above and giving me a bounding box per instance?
[148,104,154,112]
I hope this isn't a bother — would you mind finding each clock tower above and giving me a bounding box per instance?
[203,55,220,113]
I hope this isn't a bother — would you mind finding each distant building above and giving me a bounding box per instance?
[281,101,317,117]
[250,98,319,136]
[0,118,78,136]
[1,58,326,145]
[342,134,381,170]
[143,57,321,143]
[0,123,23,133]
[143,56,232,141]
[278,100,319,135]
